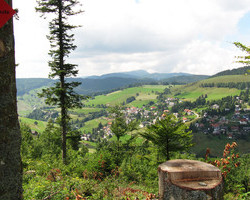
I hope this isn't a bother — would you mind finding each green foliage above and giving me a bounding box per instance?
[201,81,250,90]
[212,65,250,77]
[207,143,250,199]
[20,123,35,158]
[19,117,48,133]
[36,0,85,164]
[110,105,138,142]
[16,78,54,96]
[126,96,136,104]
[27,108,58,121]
[39,120,62,160]
[84,85,166,107]
[234,42,250,66]
[140,114,193,160]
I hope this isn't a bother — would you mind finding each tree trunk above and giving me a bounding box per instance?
[166,139,170,161]
[0,0,23,199]
[58,0,67,165]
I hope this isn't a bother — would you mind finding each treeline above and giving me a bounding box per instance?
[200,82,250,90]
[212,66,250,77]
[87,81,184,97]
[70,110,108,130]
[171,95,207,113]
[27,109,59,121]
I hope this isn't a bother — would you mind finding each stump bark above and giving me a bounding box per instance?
[158,159,223,200]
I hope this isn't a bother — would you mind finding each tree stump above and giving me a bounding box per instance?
[158,159,223,200]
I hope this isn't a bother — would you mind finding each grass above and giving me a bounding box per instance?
[70,107,103,114]
[79,117,108,134]
[19,117,48,133]
[191,132,250,157]
[128,99,156,108]
[173,86,241,101]
[84,85,167,107]
[170,75,250,101]
[200,75,250,84]
[81,141,97,153]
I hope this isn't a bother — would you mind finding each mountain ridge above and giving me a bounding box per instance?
[17,70,208,96]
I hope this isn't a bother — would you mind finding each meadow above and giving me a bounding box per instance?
[170,75,247,101]
[84,85,167,107]
[19,117,48,133]
[78,117,108,134]
[173,87,241,101]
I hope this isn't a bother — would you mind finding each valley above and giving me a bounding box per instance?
[17,70,250,157]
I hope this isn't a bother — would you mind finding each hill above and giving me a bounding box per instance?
[171,75,249,101]
[16,70,208,96]
[16,78,55,96]
[163,75,209,84]
[212,66,250,77]
[86,70,198,80]
[84,85,167,107]
[199,74,250,84]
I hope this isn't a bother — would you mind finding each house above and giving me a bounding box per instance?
[235,105,240,112]
[31,130,38,136]
[184,109,193,115]
[169,102,175,107]
[231,126,239,132]
[239,119,248,125]
[173,113,179,118]
[235,111,240,115]
[243,127,250,132]
[183,117,188,123]
[227,133,233,139]
[211,104,219,109]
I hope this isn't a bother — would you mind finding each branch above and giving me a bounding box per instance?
[42,191,61,200]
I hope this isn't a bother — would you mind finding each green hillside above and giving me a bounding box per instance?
[19,117,48,133]
[17,88,46,116]
[171,75,248,101]
[212,66,250,77]
[78,117,108,134]
[200,74,250,84]
[84,85,167,107]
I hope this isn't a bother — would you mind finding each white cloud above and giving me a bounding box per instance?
[13,0,250,78]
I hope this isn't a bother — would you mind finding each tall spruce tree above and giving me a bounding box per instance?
[0,0,22,198]
[36,0,84,164]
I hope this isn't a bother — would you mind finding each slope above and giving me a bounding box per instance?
[171,75,249,101]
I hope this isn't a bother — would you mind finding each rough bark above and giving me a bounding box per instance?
[58,0,67,165]
[0,0,23,199]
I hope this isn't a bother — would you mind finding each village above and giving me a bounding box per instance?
[81,95,250,142]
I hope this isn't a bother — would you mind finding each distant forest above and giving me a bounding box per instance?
[212,66,250,77]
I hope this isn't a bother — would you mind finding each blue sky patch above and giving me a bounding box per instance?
[237,11,250,35]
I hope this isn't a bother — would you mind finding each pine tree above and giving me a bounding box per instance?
[0,0,22,198]
[140,114,193,161]
[36,0,84,164]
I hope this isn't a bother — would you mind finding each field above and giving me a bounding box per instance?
[84,85,167,107]
[200,75,250,84]
[173,87,240,101]
[19,117,48,133]
[170,75,247,101]
[78,117,108,134]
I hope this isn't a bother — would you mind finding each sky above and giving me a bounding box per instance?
[13,0,250,78]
